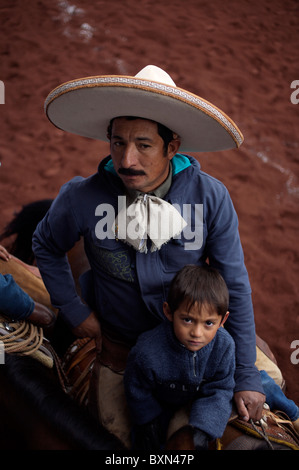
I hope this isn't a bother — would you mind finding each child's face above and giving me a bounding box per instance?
[163,300,229,352]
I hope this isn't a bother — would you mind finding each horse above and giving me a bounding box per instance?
[0,199,53,265]
[0,200,90,295]
[0,354,123,450]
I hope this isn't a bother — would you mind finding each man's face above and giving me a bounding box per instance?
[109,117,180,193]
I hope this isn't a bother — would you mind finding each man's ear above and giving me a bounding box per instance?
[167,136,181,160]
[163,302,173,322]
[220,311,229,327]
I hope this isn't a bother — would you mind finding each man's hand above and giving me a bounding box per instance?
[0,245,11,261]
[234,390,265,422]
[72,311,102,351]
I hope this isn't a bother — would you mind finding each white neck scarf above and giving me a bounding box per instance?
[113,193,187,253]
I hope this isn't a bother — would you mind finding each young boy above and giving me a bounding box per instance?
[124,264,236,451]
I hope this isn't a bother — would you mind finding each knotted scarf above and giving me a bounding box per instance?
[113,194,187,253]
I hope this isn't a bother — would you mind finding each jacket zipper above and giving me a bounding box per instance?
[193,352,197,377]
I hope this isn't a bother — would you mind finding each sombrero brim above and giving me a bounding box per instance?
[44,75,244,152]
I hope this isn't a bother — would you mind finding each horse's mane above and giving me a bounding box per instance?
[0,199,53,264]
[0,354,123,450]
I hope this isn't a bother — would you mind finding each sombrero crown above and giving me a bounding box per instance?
[45,65,243,152]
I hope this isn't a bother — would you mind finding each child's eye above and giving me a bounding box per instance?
[183,318,192,324]
[205,320,214,327]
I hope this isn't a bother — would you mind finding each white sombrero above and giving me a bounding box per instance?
[44,65,243,152]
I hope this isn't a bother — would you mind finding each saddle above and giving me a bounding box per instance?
[165,406,299,451]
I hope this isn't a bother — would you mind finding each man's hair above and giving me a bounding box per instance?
[167,265,229,319]
[107,116,176,154]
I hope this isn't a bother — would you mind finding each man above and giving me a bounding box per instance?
[32,65,265,423]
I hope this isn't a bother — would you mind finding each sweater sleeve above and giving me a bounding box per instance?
[124,347,163,425]
[0,273,34,320]
[205,188,264,395]
[189,337,236,439]
[32,179,92,328]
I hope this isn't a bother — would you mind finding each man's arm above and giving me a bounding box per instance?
[205,189,265,419]
[0,272,55,326]
[32,180,100,339]
[0,272,35,319]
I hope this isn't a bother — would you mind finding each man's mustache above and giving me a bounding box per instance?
[118,168,146,176]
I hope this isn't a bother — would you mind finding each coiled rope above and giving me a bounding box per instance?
[0,317,43,355]
[0,315,70,392]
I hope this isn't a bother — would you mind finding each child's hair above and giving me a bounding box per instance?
[167,265,229,319]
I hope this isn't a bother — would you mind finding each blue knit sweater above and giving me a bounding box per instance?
[124,321,235,439]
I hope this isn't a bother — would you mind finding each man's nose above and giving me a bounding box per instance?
[121,144,138,168]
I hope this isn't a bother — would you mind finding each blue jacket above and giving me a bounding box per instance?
[32,153,263,394]
[124,321,236,439]
[0,273,34,320]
